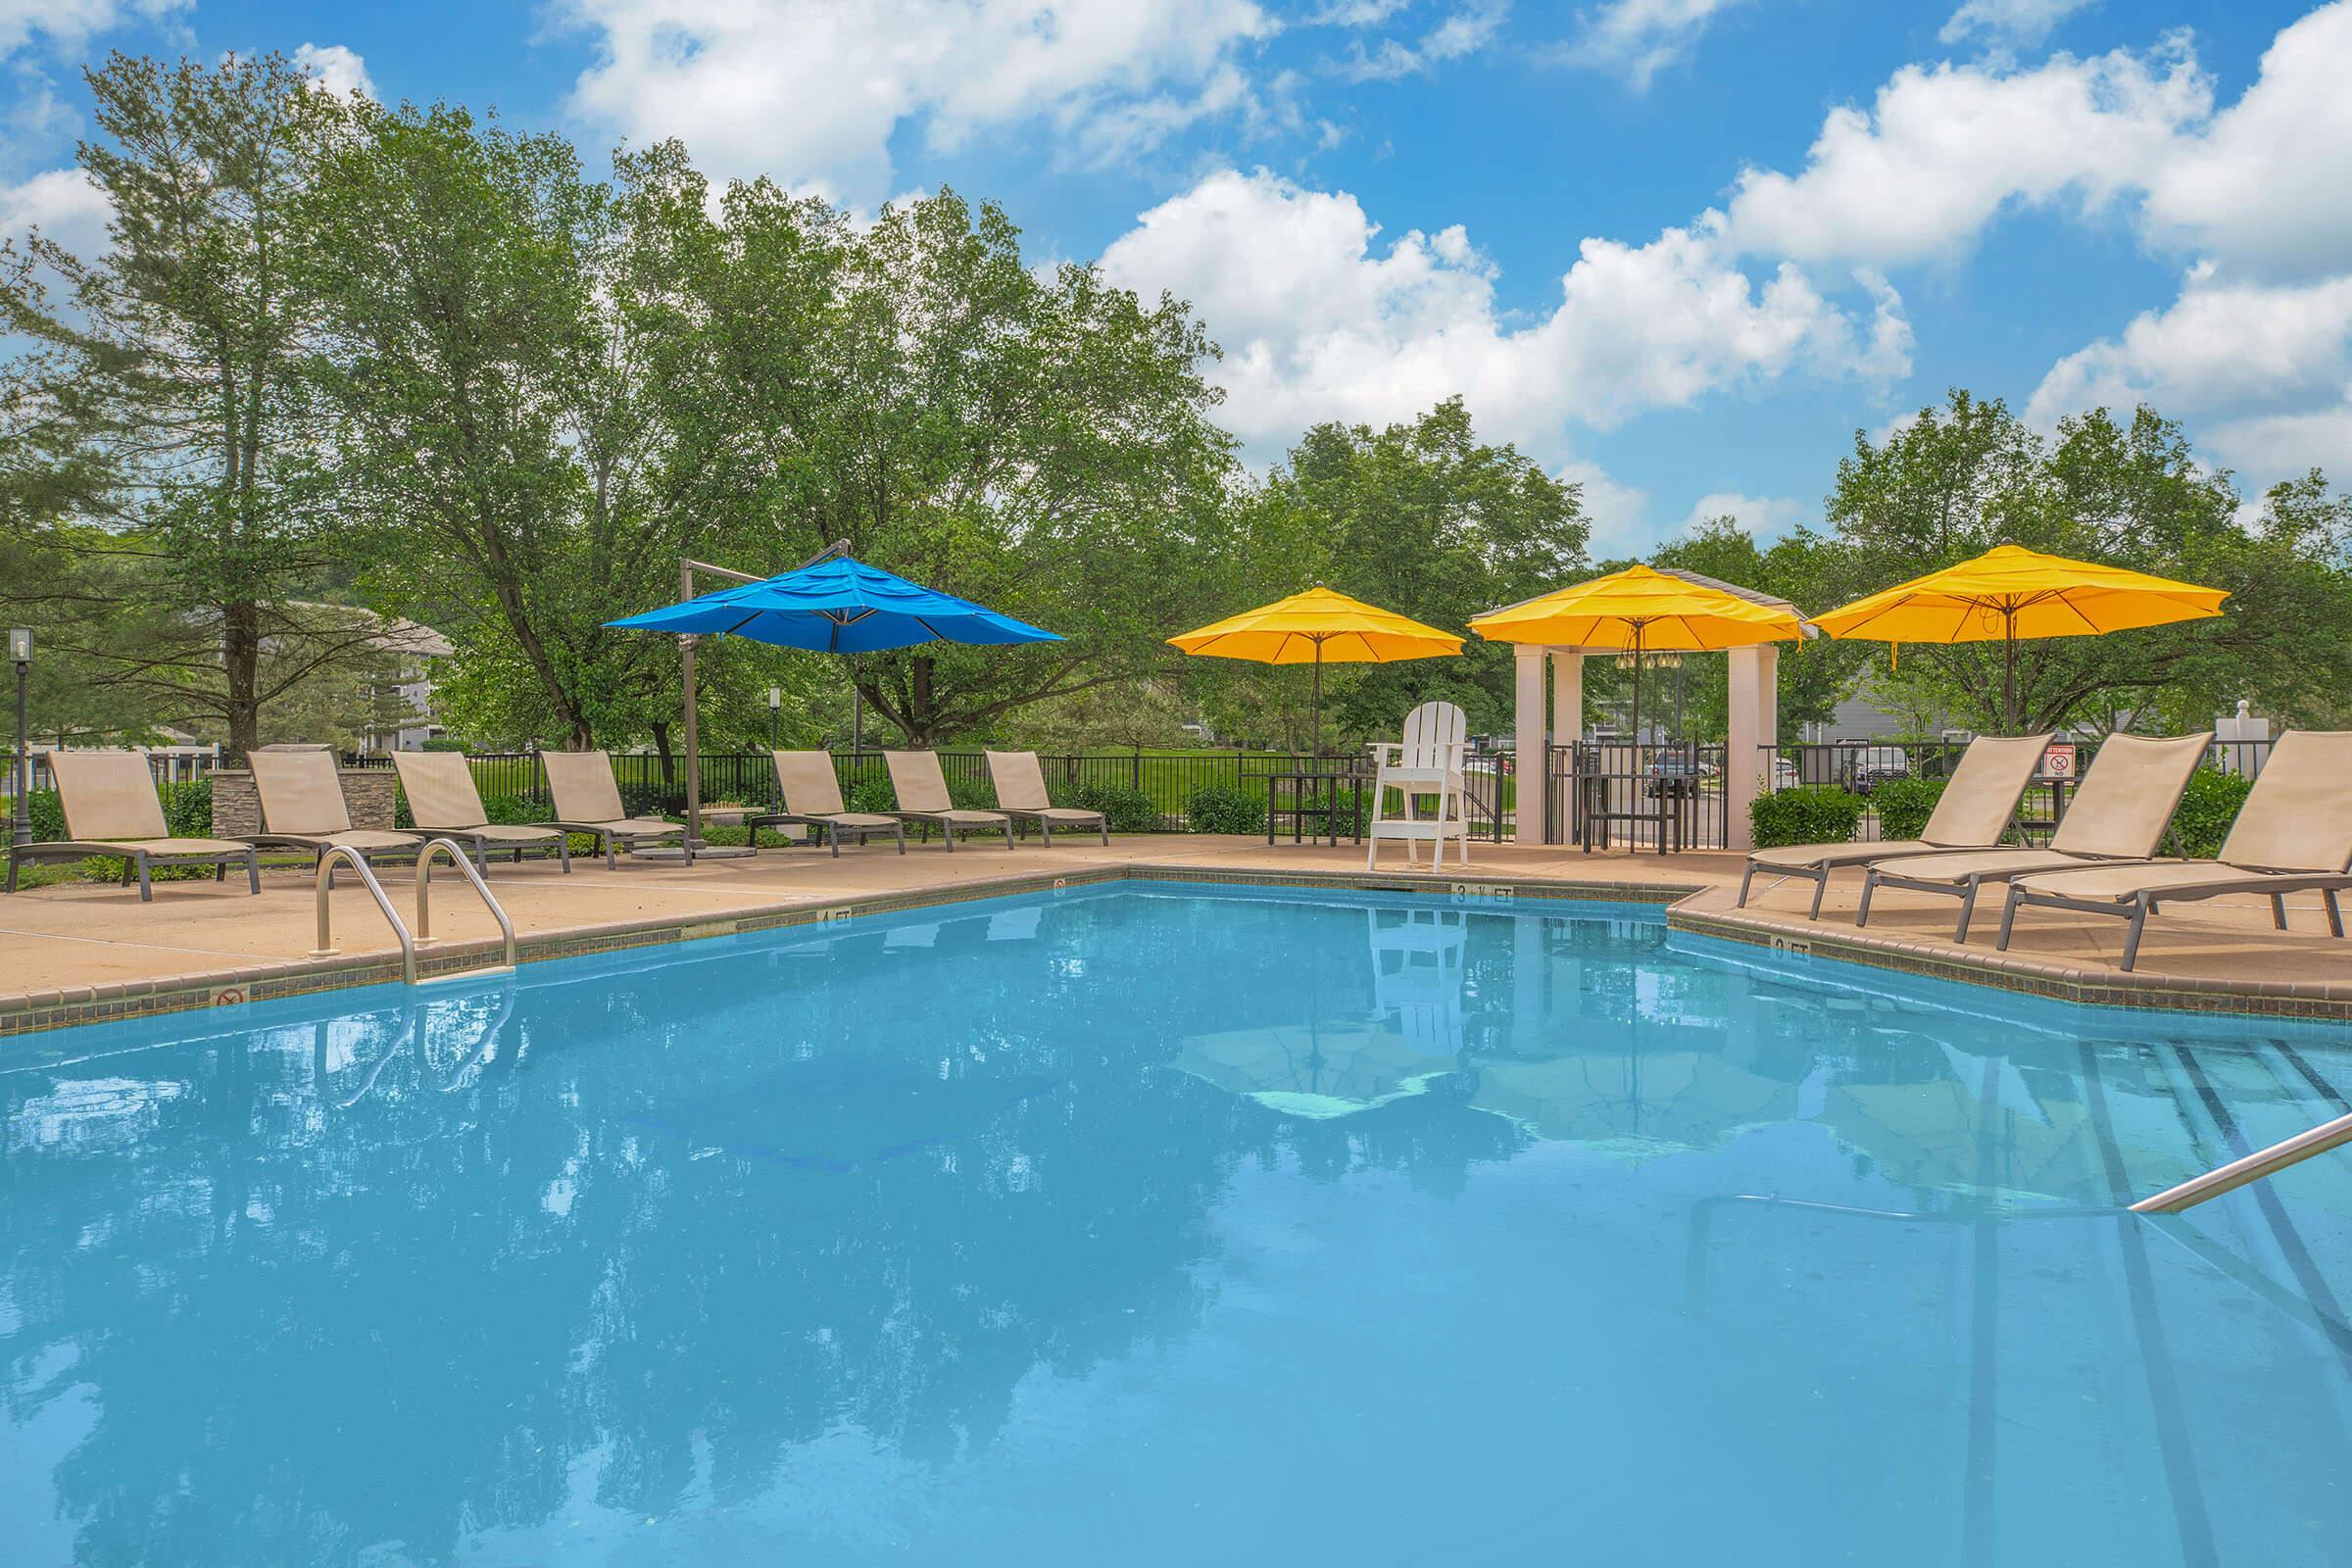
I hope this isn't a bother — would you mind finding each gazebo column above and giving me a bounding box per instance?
[1725,644,1779,853]
[1513,647,1546,846]
[1549,650,1582,848]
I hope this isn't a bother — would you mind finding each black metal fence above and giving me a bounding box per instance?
[1542,742,1732,851]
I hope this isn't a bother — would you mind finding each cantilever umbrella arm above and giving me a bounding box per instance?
[677,539,853,848]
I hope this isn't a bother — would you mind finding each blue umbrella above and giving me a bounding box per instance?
[606,556,1059,653]
[606,550,1059,856]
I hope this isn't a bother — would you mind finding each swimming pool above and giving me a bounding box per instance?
[3,881,2348,1566]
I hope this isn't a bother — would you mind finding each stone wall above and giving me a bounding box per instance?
[212,767,399,837]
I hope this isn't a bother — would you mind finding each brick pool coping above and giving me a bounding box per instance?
[3,860,2346,1037]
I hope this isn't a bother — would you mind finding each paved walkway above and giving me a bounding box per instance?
[3,835,2348,1031]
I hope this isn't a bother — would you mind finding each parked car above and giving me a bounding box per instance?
[1842,745,1911,795]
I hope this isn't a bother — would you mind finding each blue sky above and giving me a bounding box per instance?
[3,0,2347,554]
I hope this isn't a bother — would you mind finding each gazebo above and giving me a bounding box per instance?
[1481,566,1805,853]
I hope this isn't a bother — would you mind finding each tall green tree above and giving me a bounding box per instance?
[0,52,370,753]
[295,102,718,752]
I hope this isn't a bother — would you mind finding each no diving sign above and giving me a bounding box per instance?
[2042,742,2078,779]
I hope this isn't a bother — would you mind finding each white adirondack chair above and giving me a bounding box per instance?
[1366,701,1471,870]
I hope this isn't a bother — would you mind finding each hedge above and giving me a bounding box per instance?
[1867,775,1946,844]
[1060,780,1155,833]
[1750,785,1863,849]
[2171,767,2252,860]
[1184,784,1267,835]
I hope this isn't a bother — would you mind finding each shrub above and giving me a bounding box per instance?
[24,787,64,844]
[2171,766,2251,859]
[1062,779,1158,833]
[1184,784,1267,835]
[843,776,897,814]
[1750,785,1863,849]
[1868,775,1945,843]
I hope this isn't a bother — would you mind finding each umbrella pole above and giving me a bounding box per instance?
[680,559,702,859]
[1630,622,1643,849]
[1312,638,1324,760]
[2002,609,2017,733]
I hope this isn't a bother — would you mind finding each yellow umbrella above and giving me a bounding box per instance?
[1469,564,1805,747]
[1809,544,2228,729]
[1169,585,1462,750]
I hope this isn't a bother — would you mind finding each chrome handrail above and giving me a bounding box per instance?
[312,846,417,984]
[2130,1109,2352,1213]
[414,837,517,976]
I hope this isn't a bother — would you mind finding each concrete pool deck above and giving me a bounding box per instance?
[3,834,2350,1034]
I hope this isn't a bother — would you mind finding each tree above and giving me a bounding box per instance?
[296,102,708,752]
[0,52,369,753]
[1226,398,1589,750]
[664,182,1241,744]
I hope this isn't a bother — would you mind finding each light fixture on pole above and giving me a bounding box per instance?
[767,685,782,749]
[8,628,30,852]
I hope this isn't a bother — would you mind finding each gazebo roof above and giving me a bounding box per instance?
[1483,565,1814,627]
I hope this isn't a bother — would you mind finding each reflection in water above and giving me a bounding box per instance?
[2,886,2348,1566]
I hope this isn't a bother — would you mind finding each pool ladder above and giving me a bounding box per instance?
[312,840,518,987]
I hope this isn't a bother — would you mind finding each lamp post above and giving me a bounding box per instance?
[8,628,29,851]
[767,685,781,749]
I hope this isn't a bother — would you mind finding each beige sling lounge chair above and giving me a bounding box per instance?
[1857,731,2211,942]
[244,750,423,878]
[1997,730,2352,971]
[747,751,905,856]
[885,750,1013,851]
[7,750,259,899]
[391,751,569,873]
[539,750,687,868]
[986,751,1108,847]
[1738,733,2053,917]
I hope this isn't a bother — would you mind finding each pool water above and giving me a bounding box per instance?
[4,883,2349,1567]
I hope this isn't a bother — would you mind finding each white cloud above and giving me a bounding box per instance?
[2139,3,2352,281]
[0,0,186,58]
[1330,0,1506,83]
[1555,458,1652,556]
[1717,41,2208,270]
[556,0,1274,203]
[1096,168,1908,466]
[1677,491,1813,539]
[1938,0,2097,49]
[2200,403,2352,480]
[0,166,107,257]
[292,43,374,102]
[1560,0,1747,91]
[2029,272,2352,424]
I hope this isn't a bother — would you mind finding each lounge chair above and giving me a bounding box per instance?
[539,750,687,868]
[884,750,1013,851]
[746,751,906,856]
[1856,731,2210,942]
[391,751,569,873]
[1737,733,2053,916]
[6,750,259,900]
[986,750,1108,846]
[1998,730,2352,970]
[244,749,423,879]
